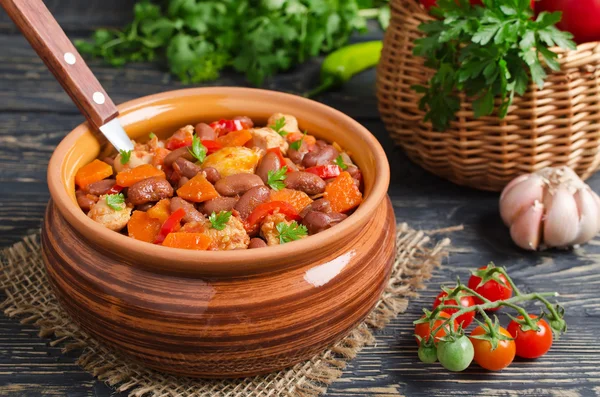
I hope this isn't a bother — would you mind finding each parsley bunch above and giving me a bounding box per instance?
[76,0,389,86]
[413,0,576,131]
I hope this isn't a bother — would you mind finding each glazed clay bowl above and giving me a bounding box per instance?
[43,87,395,378]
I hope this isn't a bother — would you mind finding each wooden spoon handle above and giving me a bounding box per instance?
[0,0,118,130]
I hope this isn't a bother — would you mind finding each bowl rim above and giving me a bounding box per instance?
[47,87,390,275]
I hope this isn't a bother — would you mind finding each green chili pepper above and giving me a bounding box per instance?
[306,40,383,98]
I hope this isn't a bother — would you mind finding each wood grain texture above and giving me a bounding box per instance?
[0,2,600,396]
[41,199,395,377]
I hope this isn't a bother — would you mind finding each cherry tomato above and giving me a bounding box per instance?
[437,335,474,372]
[507,314,553,359]
[468,266,513,310]
[418,344,438,363]
[433,291,476,328]
[469,325,516,371]
[536,0,600,44]
[414,312,458,345]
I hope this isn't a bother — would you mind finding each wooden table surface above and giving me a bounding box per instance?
[1,2,599,396]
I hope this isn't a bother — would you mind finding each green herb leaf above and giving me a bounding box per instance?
[188,134,207,163]
[106,193,125,211]
[209,211,232,231]
[334,154,348,170]
[267,166,288,191]
[270,116,288,137]
[276,221,308,244]
[119,150,132,165]
[290,131,307,151]
[149,132,157,139]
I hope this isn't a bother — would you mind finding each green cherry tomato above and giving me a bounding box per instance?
[418,344,438,364]
[437,335,474,372]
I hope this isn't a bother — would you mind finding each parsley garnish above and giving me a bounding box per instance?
[149,132,156,139]
[334,155,348,170]
[267,166,288,191]
[412,0,576,131]
[289,131,307,151]
[119,149,131,165]
[270,117,288,137]
[276,221,308,244]
[209,211,232,231]
[106,193,125,211]
[188,134,207,164]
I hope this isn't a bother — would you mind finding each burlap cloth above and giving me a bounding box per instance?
[0,223,453,397]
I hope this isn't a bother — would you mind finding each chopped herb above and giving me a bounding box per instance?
[267,166,288,191]
[106,193,125,211]
[188,134,207,163]
[334,155,348,170]
[209,211,232,231]
[289,131,307,151]
[149,132,156,139]
[276,221,308,244]
[119,149,131,165]
[270,117,288,137]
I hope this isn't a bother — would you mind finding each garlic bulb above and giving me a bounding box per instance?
[500,166,600,250]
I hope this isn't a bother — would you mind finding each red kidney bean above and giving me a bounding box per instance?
[302,211,348,235]
[202,167,221,184]
[76,190,97,212]
[234,116,254,128]
[195,123,216,141]
[215,174,264,196]
[127,177,174,205]
[315,140,328,148]
[199,197,238,215]
[302,145,339,168]
[135,203,154,212]
[255,151,281,184]
[171,197,204,223]
[248,237,267,249]
[177,176,189,189]
[346,164,361,180]
[173,158,202,179]
[284,172,326,195]
[85,179,116,195]
[288,146,307,165]
[284,158,299,173]
[300,198,331,218]
[102,156,115,167]
[164,146,194,167]
[235,186,270,219]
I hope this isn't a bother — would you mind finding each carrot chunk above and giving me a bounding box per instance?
[270,188,313,213]
[127,211,162,243]
[325,171,363,213]
[218,129,253,147]
[146,199,171,224]
[75,159,113,189]
[152,147,171,168]
[162,233,211,250]
[176,173,220,203]
[116,164,165,187]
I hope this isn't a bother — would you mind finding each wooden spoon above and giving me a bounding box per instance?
[0,0,133,152]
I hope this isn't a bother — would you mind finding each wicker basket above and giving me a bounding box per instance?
[377,0,600,191]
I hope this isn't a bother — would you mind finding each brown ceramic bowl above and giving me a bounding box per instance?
[43,87,395,378]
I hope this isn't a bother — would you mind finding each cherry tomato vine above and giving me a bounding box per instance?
[415,263,566,372]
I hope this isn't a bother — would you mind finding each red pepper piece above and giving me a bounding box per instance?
[266,147,293,173]
[166,136,193,150]
[106,184,124,195]
[305,164,342,179]
[154,208,186,244]
[201,139,222,155]
[245,201,301,233]
[210,119,245,136]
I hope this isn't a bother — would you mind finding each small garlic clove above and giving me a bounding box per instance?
[510,200,544,250]
[592,190,600,228]
[499,174,544,227]
[543,187,580,247]
[500,174,531,201]
[573,188,600,245]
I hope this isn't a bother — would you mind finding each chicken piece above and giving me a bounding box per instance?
[260,213,307,246]
[249,127,289,155]
[204,215,250,250]
[88,194,132,232]
[268,113,300,134]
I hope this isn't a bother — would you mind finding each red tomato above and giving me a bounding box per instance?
[537,0,600,44]
[468,266,513,310]
[433,291,476,328]
[507,314,553,359]
[414,312,458,345]
[201,140,222,155]
[245,201,301,234]
[470,325,516,371]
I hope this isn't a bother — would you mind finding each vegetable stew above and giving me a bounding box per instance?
[75,113,364,250]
